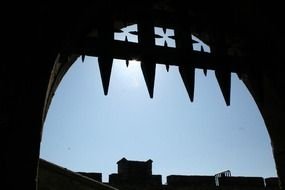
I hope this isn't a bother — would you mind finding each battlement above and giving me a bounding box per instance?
[167,175,216,186]
[109,158,161,190]
[167,175,216,190]
[117,157,153,177]
[218,176,265,190]
[38,158,281,190]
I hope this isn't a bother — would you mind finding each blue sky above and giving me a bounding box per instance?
[40,24,277,183]
[40,56,277,183]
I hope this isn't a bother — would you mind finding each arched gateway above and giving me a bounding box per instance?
[1,1,284,189]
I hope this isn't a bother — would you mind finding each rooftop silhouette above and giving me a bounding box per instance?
[39,158,281,190]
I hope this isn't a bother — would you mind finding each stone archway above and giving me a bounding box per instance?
[2,1,284,189]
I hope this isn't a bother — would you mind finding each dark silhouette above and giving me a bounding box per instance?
[2,1,285,189]
[38,158,280,190]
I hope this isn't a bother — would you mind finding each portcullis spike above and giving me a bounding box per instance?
[141,59,156,98]
[81,55,85,63]
[98,56,113,95]
[215,70,231,106]
[179,65,195,102]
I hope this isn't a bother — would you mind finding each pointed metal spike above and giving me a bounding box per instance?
[126,60,129,67]
[98,56,113,96]
[179,65,195,102]
[141,60,156,98]
[166,64,170,72]
[215,70,231,106]
[81,55,85,63]
[203,68,207,76]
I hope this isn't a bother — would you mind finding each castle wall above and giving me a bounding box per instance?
[218,176,265,190]
[265,178,281,190]
[38,159,116,190]
[167,175,216,190]
[38,158,280,190]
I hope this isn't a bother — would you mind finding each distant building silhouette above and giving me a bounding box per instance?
[38,158,280,190]
[109,158,162,190]
[3,2,285,189]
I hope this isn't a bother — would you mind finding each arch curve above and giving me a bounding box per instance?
[2,2,284,189]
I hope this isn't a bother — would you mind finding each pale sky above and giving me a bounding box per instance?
[40,25,277,183]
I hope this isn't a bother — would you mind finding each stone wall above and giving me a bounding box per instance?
[167,175,216,190]
[38,159,116,190]
[218,176,265,190]
[38,158,281,190]
[265,178,281,190]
